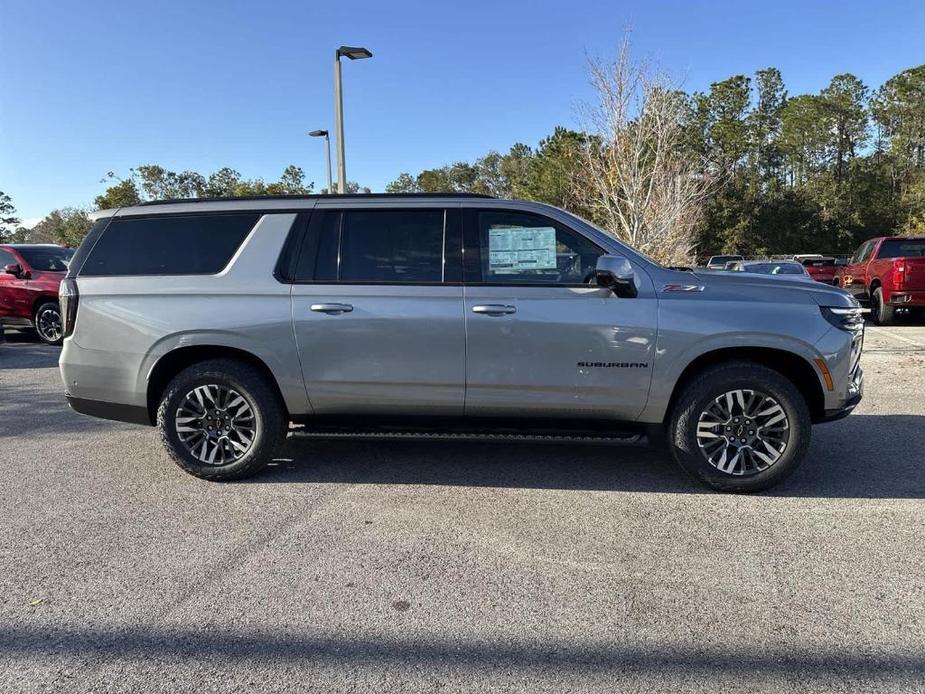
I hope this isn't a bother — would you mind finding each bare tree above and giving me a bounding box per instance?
[573,37,714,265]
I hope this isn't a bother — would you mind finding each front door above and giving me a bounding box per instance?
[461,208,657,422]
[290,207,466,416]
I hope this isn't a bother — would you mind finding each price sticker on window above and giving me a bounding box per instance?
[488,227,557,274]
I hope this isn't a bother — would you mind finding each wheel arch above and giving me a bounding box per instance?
[664,347,826,424]
[146,345,290,425]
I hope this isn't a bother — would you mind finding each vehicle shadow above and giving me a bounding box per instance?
[0,332,60,370]
[258,414,925,500]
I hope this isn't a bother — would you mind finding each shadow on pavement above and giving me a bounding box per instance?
[259,414,925,500]
[0,332,60,370]
[0,624,922,683]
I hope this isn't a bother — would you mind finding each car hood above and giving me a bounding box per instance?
[688,269,859,308]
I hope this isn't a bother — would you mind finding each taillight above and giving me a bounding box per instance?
[893,259,906,290]
[59,278,79,338]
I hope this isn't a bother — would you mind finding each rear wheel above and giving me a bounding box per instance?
[668,361,812,492]
[156,359,287,481]
[34,301,63,345]
[870,287,895,325]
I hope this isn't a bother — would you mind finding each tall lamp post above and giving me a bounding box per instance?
[308,129,333,193]
[334,45,372,193]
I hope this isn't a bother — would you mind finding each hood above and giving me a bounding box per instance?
[688,269,859,308]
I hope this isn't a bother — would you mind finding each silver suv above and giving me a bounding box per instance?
[59,194,864,492]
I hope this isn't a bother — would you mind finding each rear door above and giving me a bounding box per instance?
[290,205,466,416]
[461,207,656,422]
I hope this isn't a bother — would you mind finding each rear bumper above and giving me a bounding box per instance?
[66,395,151,426]
[888,290,925,306]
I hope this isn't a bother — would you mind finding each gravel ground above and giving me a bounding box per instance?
[1,323,924,693]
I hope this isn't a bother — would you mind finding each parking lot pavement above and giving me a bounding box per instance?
[1,325,924,693]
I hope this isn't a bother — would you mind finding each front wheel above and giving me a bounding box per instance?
[156,359,287,481]
[34,301,63,345]
[668,361,812,492]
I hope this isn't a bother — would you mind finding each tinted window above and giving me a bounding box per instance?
[473,210,603,285]
[80,213,259,276]
[856,241,876,263]
[0,249,16,268]
[17,246,74,271]
[338,209,445,283]
[877,239,925,258]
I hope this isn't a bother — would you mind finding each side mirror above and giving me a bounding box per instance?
[595,255,638,298]
[4,263,22,278]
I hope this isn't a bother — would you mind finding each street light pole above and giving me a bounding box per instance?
[333,45,372,194]
[308,130,333,193]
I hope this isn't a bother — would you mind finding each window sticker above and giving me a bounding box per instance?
[488,226,557,274]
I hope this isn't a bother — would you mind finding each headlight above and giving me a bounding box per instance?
[820,306,866,331]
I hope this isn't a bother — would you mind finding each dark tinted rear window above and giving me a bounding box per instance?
[79,213,259,276]
[18,246,74,271]
[338,209,445,283]
[878,239,925,259]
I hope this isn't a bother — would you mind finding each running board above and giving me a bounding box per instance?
[290,426,647,446]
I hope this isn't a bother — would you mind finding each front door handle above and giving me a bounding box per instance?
[310,303,353,315]
[471,304,517,316]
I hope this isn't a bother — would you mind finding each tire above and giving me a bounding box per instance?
[870,287,895,326]
[33,301,63,345]
[156,359,287,481]
[667,361,812,493]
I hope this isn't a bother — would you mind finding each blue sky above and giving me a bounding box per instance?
[1,0,923,222]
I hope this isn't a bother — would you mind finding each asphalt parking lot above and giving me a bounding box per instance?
[1,323,924,693]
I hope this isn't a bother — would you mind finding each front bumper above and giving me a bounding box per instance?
[818,366,863,423]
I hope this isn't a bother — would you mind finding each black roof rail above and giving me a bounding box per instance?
[137,192,496,206]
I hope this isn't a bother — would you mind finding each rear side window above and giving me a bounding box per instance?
[296,209,446,283]
[877,239,925,259]
[79,213,259,276]
[340,209,444,283]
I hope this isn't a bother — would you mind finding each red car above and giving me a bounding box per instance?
[794,255,837,284]
[836,236,925,325]
[0,244,74,344]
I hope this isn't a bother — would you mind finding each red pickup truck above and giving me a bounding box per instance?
[836,236,925,325]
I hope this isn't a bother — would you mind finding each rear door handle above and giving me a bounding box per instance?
[471,304,517,316]
[310,303,353,315]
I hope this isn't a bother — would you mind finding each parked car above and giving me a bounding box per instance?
[793,256,837,284]
[706,254,744,270]
[60,194,864,492]
[729,260,814,280]
[836,236,925,324]
[0,243,74,344]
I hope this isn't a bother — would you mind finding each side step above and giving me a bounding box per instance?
[290,426,647,447]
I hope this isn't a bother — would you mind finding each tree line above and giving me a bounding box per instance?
[386,61,925,261]
[2,51,923,263]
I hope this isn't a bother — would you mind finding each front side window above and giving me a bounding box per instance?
[79,213,259,276]
[0,249,17,268]
[471,210,603,285]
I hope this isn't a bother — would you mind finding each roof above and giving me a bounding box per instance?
[137,192,495,207]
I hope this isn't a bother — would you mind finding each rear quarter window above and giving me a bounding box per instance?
[79,213,260,276]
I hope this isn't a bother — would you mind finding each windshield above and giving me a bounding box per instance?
[18,246,75,271]
[710,255,742,264]
[743,262,806,275]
